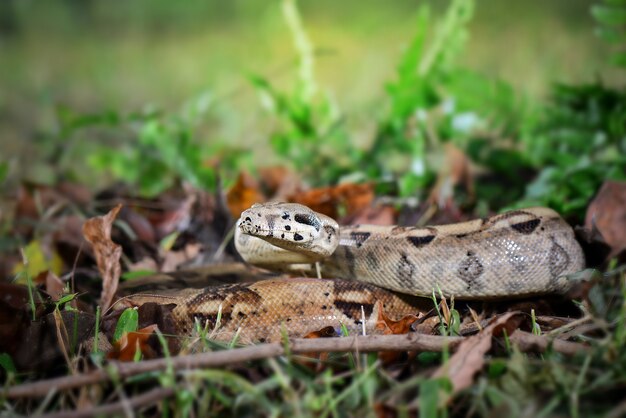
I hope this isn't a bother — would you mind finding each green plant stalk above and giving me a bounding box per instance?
[23,272,36,322]
[282,0,316,102]
[94,305,101,354]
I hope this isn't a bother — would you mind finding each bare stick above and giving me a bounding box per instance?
[509,330,589,356]
[40,387,175,418]
[6,333,461,398]
[5,331,588,399]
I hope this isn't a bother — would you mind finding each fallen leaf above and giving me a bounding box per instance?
[375,301,421,365]
[82,204,123,312]
[226,172,265,219]
[432,312,523,395]
[160,242,202,272]
[35,270,65,301]
[107,324,159,362]
[12,240,64,280]
[301,326,337,371]
[119,206,156,243]
[290,183,374,219]
[375,302,420,335]
[585,180,626,258]
[150,194,196,239]
[428,142,474,210]
[346,205,397,226]
[303,326,337,339]
[13,310,96,373]
[259,166,301,200]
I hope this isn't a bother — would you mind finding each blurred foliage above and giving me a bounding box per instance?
[518,83,626,217]
[249,0,357,185]
[592,0,626,68]
[1,0,623,220]
[52,96,250,196]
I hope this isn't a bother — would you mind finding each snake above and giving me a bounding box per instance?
[114,202,585,343]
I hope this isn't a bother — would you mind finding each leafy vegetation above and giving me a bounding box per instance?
[17,0,620,219]
[1,0,625,416]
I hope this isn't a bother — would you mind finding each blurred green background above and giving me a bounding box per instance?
[0,0,623,203]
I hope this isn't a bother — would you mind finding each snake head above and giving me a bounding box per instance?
[237,202,339,258]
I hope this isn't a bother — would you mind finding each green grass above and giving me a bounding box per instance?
[1,0,626,415]
[0,0,623,186]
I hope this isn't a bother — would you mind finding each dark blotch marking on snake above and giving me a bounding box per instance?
[294,213,321,231]
[391,226,408,235]
[266,214,279,231]
[190,311,233,329]
[397,252,416,285]
[407,235,435,248]
[189,284,262,307]
[334,300,374,324]
[511,218,541,234]
[350,231,371,248]
[281,212,290,220]
[481,210,532,229]
[293,233,304,241]
[365,250,380,270]
[324,225,336,243]
[457,251,484,288]
[344,246,357,277]
[548,236,570,279]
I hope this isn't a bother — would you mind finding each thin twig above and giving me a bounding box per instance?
[5,330,589,399]
[39,386,175,418]
[509,330,589,356]
[6,333,462,398]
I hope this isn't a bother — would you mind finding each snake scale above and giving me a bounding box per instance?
[115,202,585,343]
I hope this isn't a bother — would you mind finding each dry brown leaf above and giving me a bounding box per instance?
[259,166,301,200]
[160,242,202,272]
[375,301,421,365]
[303,326,337,339]
[347,205,397,226]
[585,180,626,258]
[82,204,123,312]
[433,312,523,394]
[428,143,474,211]
[301,326,337,371]
[35,270,64,301]
[107,324,158,362]
[119,206,156,243]
[289,183,374,219]
[375,301,420,335]
[151,194,196,239]
[226,172,265,219]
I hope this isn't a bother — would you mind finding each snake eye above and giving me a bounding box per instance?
[294,213,321,231]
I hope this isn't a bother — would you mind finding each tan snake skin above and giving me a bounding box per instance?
[236,203,586,299]
[115,203,585,342]
[114,277,430,343]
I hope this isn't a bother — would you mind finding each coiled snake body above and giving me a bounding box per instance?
[117,203,585,342]
[235,202,585,299]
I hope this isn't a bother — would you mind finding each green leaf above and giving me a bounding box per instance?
[55,293,78,311]
[121,270,157,281]
[113,308,139,342]
[595,27,626,43]
[159,232,180,252]
[419,378,442,418]
[0,161,8,183]
[591,4,626,26]
[488,359,507,377]
[610,50,626,67]
[0,352,16,374]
